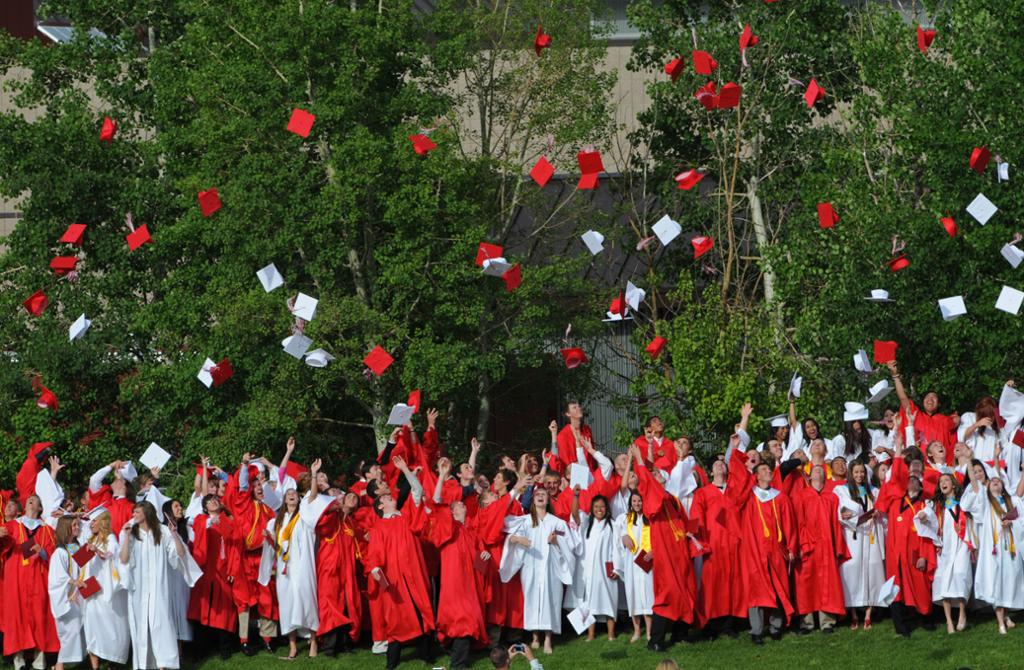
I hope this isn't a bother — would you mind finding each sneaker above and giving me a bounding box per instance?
[371,641,388,655]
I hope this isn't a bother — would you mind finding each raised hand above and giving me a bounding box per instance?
[740,402,753,419]
[49,455,65,477]
[548,420,558,437]
[286,436,296,452]
[427,408,439,429]
[310,458,322,476]
[470,437,481,452]
[392,455,409,472]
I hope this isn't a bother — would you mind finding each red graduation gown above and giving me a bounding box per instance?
[15,444,48,505]
[902,401,957,464]
[635,464,697,624]
[689,484,746,623]
[793,486,850,616]
[314,507,362,637]
[875,459,936,614]
[475,494,524,628]
[188,514,247,632]
[426,506,488,645]
[224,483,278,621]
[0,520,59,654]
[553,424,596,474]
[364,512,435,643]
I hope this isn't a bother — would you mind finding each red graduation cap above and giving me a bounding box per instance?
[534,25,551,56]
[60,223,87,246]
[695,81,717,110]
[941,217,958,237]
[210,358,234,387]
[916,25,936,53]
[675,169,704,191]
[716,82,742,109]
[873,339,898,364]
[409,134,436,156]
[577,151,604,189]
[50,256,78,275]
[692,50,718,75]
[407,389,421,414]
[198,188,222,217]
[804,79,825,108]
[364,345,394,376]
[645,336,668,358]
[969,146,991,174]
[817,202,838,229]
[609,292,626,317]
[125,224,152,251]
[530,156,555,187]
[577,172,599,190]
[475,242,503,267]
[287,108,315,138]
[99,116,116,143]
[195,464,215,478]
[23,290,48,317]
[560,347,589,369]
[78,576,101,599]
[501,263,522,292]
[1013,430,1024,449]
[692,235,714,259]
[37,385,58,412]
[284,461,309,479]
[888,255,910,272]
[739,24,759,51]
[664,57,685,82]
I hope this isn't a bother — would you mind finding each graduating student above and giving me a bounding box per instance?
[888,361,958,460]
[47,516,85,670]
[793,464,850,634]
[118,501,199,670]
[634,416,672,468]
[161,500,195,646]
[616,490,654,642]
[475,475,525,644]
[831,415,874,463]
[188,494,247,657]
[551,403,596,474]
[87,461,136,534]
[569,493,621,641]
[834,461,886,629]
[960,453,1024,635]
[929,473,973,633]
[83,510,131,666]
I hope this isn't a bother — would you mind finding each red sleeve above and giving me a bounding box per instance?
[634,463,666,518]
[726,449,752,509]
[875,458,908,513]
[16,455,41,504]
[778,494,799,556]
[192,515,209,565]
[422,427,441,472]
[426,505,455,548]
[828,493,851,561]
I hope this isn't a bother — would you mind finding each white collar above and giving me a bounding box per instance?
[19,516,43,530]
[753,487,780,503]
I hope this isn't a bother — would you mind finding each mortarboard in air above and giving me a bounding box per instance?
[291,293,318,321]
[407,389,421,413]
[966,193,997,225]
[560,347,589,369]
[210,358,233,387]
[789,373,802,398]
[843,401,869,422]
[645,336,667,358]
[581,230,604,255]
[695,81,717,110]
[287,108,315,138]
[625,281,645,312]
[664,57,685,82]
[873,339,898,364]
[69,314,91,341]
[534,25,551,56]
[652,214,681,246]
[865,289,893,302]
[387,403,416,426]
[739,24,758,51]
[692,235,714,259]
[198,188,221,217]
[530,156,555,187]
[475,242,503,267]
[867,380,893,404]
[941,217,957,237]
[576,151,604,190]
[409,134,436,155]
[995,285,1024,316]
[364,345,394,376]
[998,162,1010,181]
[23,290,48,317]
[804,79,825,108]
[1001,243,1024,269]
[125,225,152,251]
[304,348,335,368]
[853,349,873,373]
[716,82,741,108]
[605,292,627,321]
[50,256,78,275]
[916,25,936,53]
[197,358,216,388]
[768,414,788,428]
[481,257,512,277]
[139,442,172,471]
[100,116,117,142]
[60,223,86,246]
[675,169,704,190]
[817,202,838,229]
[282,334,313,359]
[692,50,718,75]
[969,146,991,174]
[256,263,284,292]
[888,255,910,272]
[37,385,58,412]
[937,296,967,321]
[501,264,522,291]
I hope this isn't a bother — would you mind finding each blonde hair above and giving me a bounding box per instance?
[88,511,113,548]
[656,661,681,670]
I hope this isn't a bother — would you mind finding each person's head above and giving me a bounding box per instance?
[711,457,728,480]
[628,491,644,516]
[89,510,112,540]
[843,420,871,456]
[875,460,890,486]
[525,454,540,475]
[809,438,826,461]
[590,495,609,521]
[54,515,79,548]
[675,436,692,459]
[201,493,221,515]
[565,402,584,421]
[24,494,41,519]
[953,442,970,463]
[988,476,1005,498]
[252,478,265,501]
[475,473,490,492]
[975,396,998,426]
[451,499,468,523]
[970,459,988,484]
[478,489,498,508]
[341,492,359,514]
[922,391,940,414]
[937,473,960,499]
[850,461,868,486]
[361,462,382,482]
[645,416,664,435]
[927,441,946,464]
[772,423,789,442]
[803,418,822,440]
[131,501,162,542]
[4,498,22,521]
[316,471,330,493]
[656,659,681,670]
[613,453,630,475]
[111,475,127,498]
[543,472,561,498]
[457,460,474,481]
[766,439,783,462]
[374,492,397,518]
[810,464,826,489]
[493,468,517,494]
[489,647,510,670]
[746,449,762,472]
[754,462,773,487]
[830,457,847,479]
[907,475,922,497]
[530,487,554,526]
[882,407,896,429]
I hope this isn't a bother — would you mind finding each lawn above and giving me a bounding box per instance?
[193,617,1018,670]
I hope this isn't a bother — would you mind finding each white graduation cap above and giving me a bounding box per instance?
[291,293,318,321]
[304,349,336,368]
[625,281,645,312]
[767,414,788,428]
[481,257,512,277]
[878,576,900,607]
[966,193,997,225]
[789,373,802,398]
[69,313,92,341]
[282,334,313,359]
[843,401,869,422]
[651,214,682,246]
[866,380,892,404]
[386,403,416,426]
[567,607,596,636]
[1001,243,1024,269]
[256,263,284,293]
[569,462,593,490]
[937,295,967,321]
[581,230,605,255]
[864,289,893,303]
[197,357,216,388]
[139,442,172,471]
[998,162,1010,182]
[119,461,139,481]
[84,504,108,522]
[995,285,1024,316]
[853,349,873,373]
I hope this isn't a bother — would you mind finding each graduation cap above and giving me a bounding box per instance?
[23,290,48,317]
[916,25,936,53]
[534,25,551,56]
[664,57,685,82]
[290,293,318,321]
[998,162,1010,181]
[865,289,893,302]
[407,389,421,413]
[652,215,682,246]
[969,146,991,174]
[767,414,788,428]
[576,151,604,190]
[37,385,58,412]
[739,24,758,51]
[139,442,172,471]
[282,334,313,359]
[692,50,717,75]
[995,285,1024,316]
[387,403,416,426]
[1001,243,1024,268]
[198,188,222,217]
[716,82,741,108]
[645,336,667,358]
[501,264,522,292]
[817,202,838,229]
[581,230,604,255]
[692,235,714,259]
[843,401,869,422]
[304,348,335,368]
[789,373,802,398]
[69,314,91,341]
[937,296,967,321]
[256,263,284,292]
[695,81,718,110]
[560,347,588,369]
[60,223,86,246]
[853,349,873,373]
[99,116,116,143]
[675,169,704,190]
[481,257,512,277]
[475,242,503,267]
[804,79,825,108]
[867,380,892,404]
[941,217,957,237]
[210,358,233,387]
[878,576,900,607]
[125,225,151,251]
[606,292,627,321]
[286,108,315,138]
[966,193,997,225]
[888,255,910,272]
[625,281,645,311]
[364,345,394,376]
[409,133,437,155]
[530,156,555,187]
[873,339,897,364]
[50,256,78,275]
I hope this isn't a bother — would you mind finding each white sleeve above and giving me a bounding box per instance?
[262,482,283,512]
[957,412,978,443]
[591,450,613,481]
[89,465,112,493]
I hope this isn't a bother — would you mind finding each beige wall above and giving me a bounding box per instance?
[0,66,42,241]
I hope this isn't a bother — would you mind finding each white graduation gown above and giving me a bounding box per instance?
[48,547,86,663]
[868,428,894,462]
[930,504,973,601]
[834,486,886,607]
[961,487,1024,609]
[957,412,1018,484]
[499,513,576,633]
[614,514,654,617]
[260,506,318,636]
[998,384,1024,490]
[565,513,621,619]
[84,535,131,663]
[119,527,202,670]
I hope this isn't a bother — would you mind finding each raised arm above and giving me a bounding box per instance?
[278,436,296,478]
[307,459,322,504]
[394,456,424,505]
[788,395,798,428]
[90,462,118,493]
[433,458,451,504]
[468,438,481,473]
[887,361,912,412]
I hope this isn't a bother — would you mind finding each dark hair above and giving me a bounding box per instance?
[846,462,873,509]
[801,418,823,445]
[644,415,662,429]
[162,500,188,539]
[969,459,989,482]
[54,515,77,549]
[489,646,510,668]
[201,493,219,514]
[903,446,924,465]
[585,495,612,538]
[496,468,518,490]
[842,420,871,458]
[975,397,998,436]
[626,491,645,525]
[931,473,962,508]
[131,501,162,544]
[529,490,556,527]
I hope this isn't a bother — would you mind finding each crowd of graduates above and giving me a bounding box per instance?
[2,362,1024,670]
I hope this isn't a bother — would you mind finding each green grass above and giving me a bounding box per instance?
[193,617,1020,670]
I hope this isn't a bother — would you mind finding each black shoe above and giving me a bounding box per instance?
[922,621,936,632]
[822,627,834,635]
[241,642,257,657]
[770,631,782,641]
[262,641,274,654]
[751,634,764,646]
[797,628,813,636]
[646,642,666,652]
